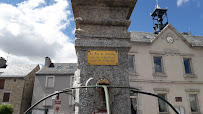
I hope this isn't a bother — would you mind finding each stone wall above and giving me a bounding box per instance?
[0,65,39,114]
[1,78,25,114]
[21,65,40,114]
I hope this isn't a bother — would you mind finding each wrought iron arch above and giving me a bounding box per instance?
[24,86,179,114]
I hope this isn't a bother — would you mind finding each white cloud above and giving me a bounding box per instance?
[72,28,76,35]
[177,0,190,6]
[0,0,77,65]
[177,0,200,7]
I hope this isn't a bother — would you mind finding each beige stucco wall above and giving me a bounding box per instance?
[129,27,203,114]
[130,82,203,114]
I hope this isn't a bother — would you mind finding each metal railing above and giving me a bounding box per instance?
[24,85,179,114]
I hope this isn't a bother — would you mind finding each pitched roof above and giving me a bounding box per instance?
[130,29,203,47]
[36,63,77,75]
[130,31,157,43]
[182,35,203,46]
[0,64,38,78]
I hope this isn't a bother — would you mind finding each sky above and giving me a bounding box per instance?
[0,0,202,65]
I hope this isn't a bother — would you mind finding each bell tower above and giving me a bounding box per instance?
[151,0,168,34]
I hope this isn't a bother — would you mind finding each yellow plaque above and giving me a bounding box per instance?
[88,51,118,65]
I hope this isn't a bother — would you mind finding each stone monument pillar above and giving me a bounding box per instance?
[72,0,137,114]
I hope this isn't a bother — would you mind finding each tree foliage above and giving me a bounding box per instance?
[0,104,13,114]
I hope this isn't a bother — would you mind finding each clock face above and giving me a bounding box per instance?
[167,36,174,43]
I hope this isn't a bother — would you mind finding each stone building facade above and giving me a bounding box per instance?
[0,59,40,114]
[129,24,203,114]
[31,57,77,114]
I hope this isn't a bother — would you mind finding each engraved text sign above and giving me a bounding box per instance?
[88,51,118,65]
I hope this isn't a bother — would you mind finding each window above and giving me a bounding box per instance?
[130,90,142,114]
[3,93,10,102]
[175,107,185,114]
[128,55,134,72]
[183,58,192,74]
[69,76,75,105]
[189,94,199,113]
[45,76,55,88]
[43,94,53,106]
[69,65,75,69]
[32,109,46,114]
[154,57,163,73]
[70,76,74,87]
[0,79,5,89]
[157,93,168,113]
[130,96,137,114]
[56,66,62,69]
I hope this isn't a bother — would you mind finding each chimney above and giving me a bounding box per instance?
[45,57,51,67]
[0,57,7,68]
[182,32,189,35]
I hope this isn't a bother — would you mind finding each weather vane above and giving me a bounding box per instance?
[156,0,161,9]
